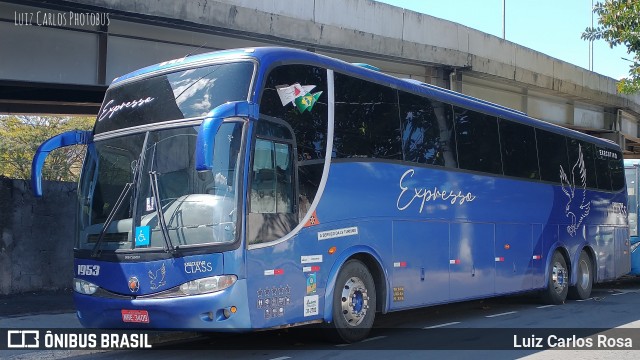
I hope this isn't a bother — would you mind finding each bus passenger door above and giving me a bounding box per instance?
[449,222,495,300]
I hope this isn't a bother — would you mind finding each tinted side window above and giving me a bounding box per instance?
[567,139,597,188]
[333,73,401,160]
[453,107,502,174]
[499,119,540,179]
[261,65,328,160]
[398,91,456,167]
[536,129,569,183]
[594,147,613,190]
[610,154,625,191]
[250,139,293,214]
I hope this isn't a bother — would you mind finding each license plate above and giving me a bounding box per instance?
[121,309,149,323]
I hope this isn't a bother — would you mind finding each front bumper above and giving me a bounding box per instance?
[74,279,251,330]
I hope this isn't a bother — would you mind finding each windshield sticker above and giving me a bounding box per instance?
[397,169,476,213]
[98,97,155,122]
[560,144,591,237]
[145,197,155,212]
[276,83,322,113]
[306,273,317,295]
[135,226,150,247]
[148,263,166,290]
[136,226,151,246]
[317,227,358,241]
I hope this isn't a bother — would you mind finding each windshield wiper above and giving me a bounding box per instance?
[91,182,133,257]
[149,170,175,253]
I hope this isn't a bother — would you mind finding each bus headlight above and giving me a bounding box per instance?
[179,275,237,296]
[73,278,98,295]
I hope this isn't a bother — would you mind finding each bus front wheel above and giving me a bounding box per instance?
[568,251,593,300]
[329,259,376,343]
[542,251,569,305]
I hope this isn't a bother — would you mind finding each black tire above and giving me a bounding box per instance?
[541,251,569,305]
[328,259,376,343]
[568,251,593,300]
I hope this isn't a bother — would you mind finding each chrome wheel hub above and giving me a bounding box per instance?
[340,276,369,326]
[552,261,568,294]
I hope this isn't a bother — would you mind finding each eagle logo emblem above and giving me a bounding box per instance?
[560,144,591,237]
[149,263,166,290]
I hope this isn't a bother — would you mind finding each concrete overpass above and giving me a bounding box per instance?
[2,0,640,154]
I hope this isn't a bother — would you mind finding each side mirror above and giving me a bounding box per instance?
[31,130,92,197]
[195,101,257,171]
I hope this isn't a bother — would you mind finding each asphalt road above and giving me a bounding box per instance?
[3,277,640,359]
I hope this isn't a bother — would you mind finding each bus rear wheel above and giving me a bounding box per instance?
[542,251,569,305]
[329,259,376,343]
[568,251,593,300]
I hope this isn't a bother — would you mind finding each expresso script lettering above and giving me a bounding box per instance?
[397,169,476,213]
[98,97,154,122]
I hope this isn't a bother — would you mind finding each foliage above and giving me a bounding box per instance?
[582,0,640,94]
[0,115,94,182]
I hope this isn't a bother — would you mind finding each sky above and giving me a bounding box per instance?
[376,0,631,80]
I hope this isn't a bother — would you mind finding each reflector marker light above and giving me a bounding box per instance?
[533,255,542,260]
[393,262,407,268]
[449,259,460,265]
[495,257,505,262]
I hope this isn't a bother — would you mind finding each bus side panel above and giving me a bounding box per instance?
[589,226,616,282]
[391,220,450,309]
[245,237,309,330]
[531,224,546,289]
[495,223,533,293]
[244,219,392,329]
[631,234,640,275]
[615,226,631,277]
[449,222,495,300]
[541,225,560,286]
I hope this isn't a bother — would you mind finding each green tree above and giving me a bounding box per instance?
[0,115,94,181]
[582,0,640,94]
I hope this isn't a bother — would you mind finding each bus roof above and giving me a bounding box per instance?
[111,46,621,151]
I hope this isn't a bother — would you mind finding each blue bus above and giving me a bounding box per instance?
[32,47,630,343]
[624,160,640,274]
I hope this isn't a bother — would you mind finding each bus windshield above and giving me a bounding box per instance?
[78,122,244,252]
